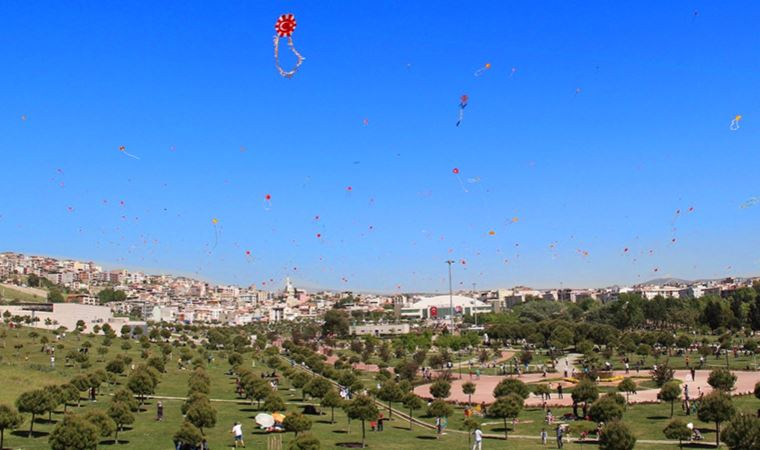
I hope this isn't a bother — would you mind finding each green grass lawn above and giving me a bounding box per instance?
[2,326,758,449]
[0,284,47,303]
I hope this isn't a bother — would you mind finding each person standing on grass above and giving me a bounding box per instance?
[557,384,563,399]
[540,428,548,446]
[156,401,164,421]
[231,422,245,448]
[471,425,483,450]
[556,425,564,449]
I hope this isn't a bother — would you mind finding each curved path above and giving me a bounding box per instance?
[414,368,760,407]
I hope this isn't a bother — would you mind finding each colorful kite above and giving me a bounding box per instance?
[119,146,140,160]
[211,218,220,249]
[730,115,742,131]
[273,14,305,78]
[474,62,492,77]
[456,95,468,127]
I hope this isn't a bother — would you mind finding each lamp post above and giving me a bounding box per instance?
[445,260,455,327]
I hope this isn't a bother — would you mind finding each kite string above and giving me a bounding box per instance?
[274,35,305,78]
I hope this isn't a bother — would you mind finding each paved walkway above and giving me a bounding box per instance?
[414,368,760,407]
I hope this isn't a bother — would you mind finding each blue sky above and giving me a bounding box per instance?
[2,1,760,293]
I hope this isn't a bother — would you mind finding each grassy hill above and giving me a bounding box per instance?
[0,284,47,303]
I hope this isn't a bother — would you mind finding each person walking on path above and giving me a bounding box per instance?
[556,425,564,449]
[557,384,563,399]
[231,422,245,448]
[471,425,483,450]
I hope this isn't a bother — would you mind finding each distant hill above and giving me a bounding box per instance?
[0,283,47,303]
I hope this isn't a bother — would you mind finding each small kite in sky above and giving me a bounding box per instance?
[456,95,468,127]
[509,67,517,78]
[474,62,492,77]
[119,146,140,160]
[730,115,742,131]
[741,197,760,209]
[211,218,220,249]
[264,194,272,210]
[274,14,305,78]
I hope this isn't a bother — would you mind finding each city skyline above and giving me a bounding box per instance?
[2,2,760,291]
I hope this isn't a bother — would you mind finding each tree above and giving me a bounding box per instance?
[321,390,343,424]
[462,382,477,405]
[589,395,624,423]
[112,389,139,412]
[291,372,313,400]
[0,404,23,450]
[126,369,156,405]
[107,401,134,443]
[227,352,243,368]
[723,413,760,450]
[287,432,321,450]
[59,384,80,412]
[488,394,523,440]
[617,378,637,404]
[427,399,453,438]
[345,395,379,448]
[708,368,737,393]
[376,381,403,415]
[283,412,312,437]
[663,419,693,449]
[303,377,332,401]
[659,381,682,418]
[402,393,423,431]
[571,379,599,417]
[651,364,675,387]
[264,392,287,413]
[185,400,217,435]
[599,420,636,450]
[47,289,65,304]
[84,410,116,442]
[698,390,736,447]
[322,309,349,337]
[173,421,203,448]
[48,414,99,450]
[493,378,530,400]
[16,389,52,437]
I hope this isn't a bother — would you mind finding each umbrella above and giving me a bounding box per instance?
[255,413,275,428]
[272,412,286,423]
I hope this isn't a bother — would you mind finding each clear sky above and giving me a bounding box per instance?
[2,1,760,293]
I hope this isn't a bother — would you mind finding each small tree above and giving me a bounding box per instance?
[283,412,312,437]
[48,414,99,450]
[533,384,550,402]
[173,421,203,448]
[599,420,636,450]
[589,395,624,423]
[321,390,343,424]
[376,381,403,415]
[663,419,692,449]
[429,379,451,400]
[651,364,675,387]
[493,378,530,400]
[16,389,52,437]
[303,378,332,402]
[345,395,379,448]
[708,368,737,393]
[291,372,313,400]
[427,399,453,438]
[126,370,155,406]
[571,379,599,417]
[264,392,287,413]
[112,389,139,412]
[107,401,135,443]
[617,378,637,404]
[659,381,682,418]
[462,382,477,405]
[84,410,116,442]
[185,400,217,435]
[287,432,321,450]
[59,384,80,412]
[723,413,760,450]
[698,390,736,447]
[402,393,424,431]
[0,404,24,449]
[462,417,479,448]
[488,394,523,440]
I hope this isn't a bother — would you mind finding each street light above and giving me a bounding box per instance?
[445,260,455,326]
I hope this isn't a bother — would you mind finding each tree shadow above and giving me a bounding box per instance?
[490,426,515,433]
[646,415,670,420]
[11,430,49,438]
[332,430,349,434]
[99,439,131,445]
[335,443,365,448]
[415,435,438,440]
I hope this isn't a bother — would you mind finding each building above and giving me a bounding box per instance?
[350,322,411,336]
[400,295,492,320]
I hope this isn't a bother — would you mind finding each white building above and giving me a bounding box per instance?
[400,295,492,320]
[350,323,411,336]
